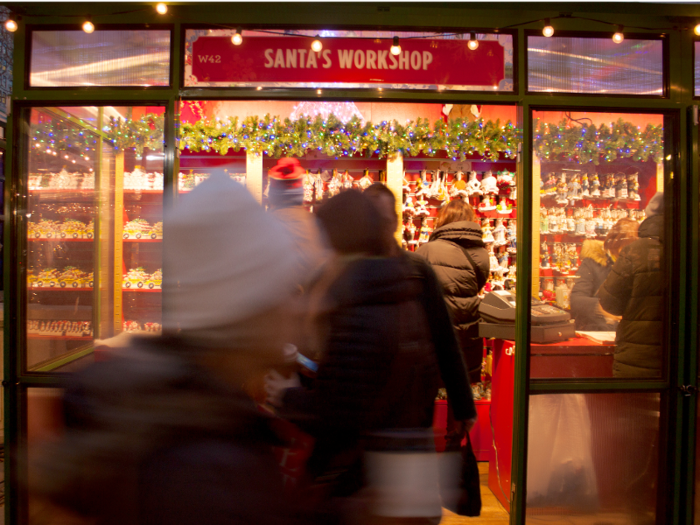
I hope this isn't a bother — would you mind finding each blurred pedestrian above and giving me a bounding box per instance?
[266,189,443,524]
[268,157,329,294]
[570,218,639,331]
[598,192,664,378]
[364,183,477,433]
[364,184,481,516]
[29,175,303,525]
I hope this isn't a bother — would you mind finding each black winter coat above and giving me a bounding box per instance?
[403,251,477,422]
[598,215,664,378]
[282,256,441,481]
[415,221,489,379]
[570,240,614,331]
[31,336,292,525]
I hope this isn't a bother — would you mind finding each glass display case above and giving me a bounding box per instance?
[23,105,165,372]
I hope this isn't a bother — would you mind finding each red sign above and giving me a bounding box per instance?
[191,36,505,88]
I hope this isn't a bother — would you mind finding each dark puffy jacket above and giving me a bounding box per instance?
[570,240,614,331]
[403,251,476,422]
[598,215,664,378]
[283,256,440,479]
[415,221,489,378]
[30,336,292,525]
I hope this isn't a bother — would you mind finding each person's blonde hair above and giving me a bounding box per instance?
[435,199,477,229]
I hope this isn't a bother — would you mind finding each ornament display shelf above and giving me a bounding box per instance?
[28,335,92,340]
[27,164,163,364]
[29,237,93,242]
[123,238,162,243]
[29,286,93,292]
[536,159,659,297]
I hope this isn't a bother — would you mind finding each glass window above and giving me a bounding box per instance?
[30,30,171,87]
[695,41,700,97]
[184,29,514,92]
[24,106,164,372]
[528,36,664,95]
[526,392,660,523]
[530,110,666,380]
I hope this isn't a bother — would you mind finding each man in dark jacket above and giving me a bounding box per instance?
[598,192,664,378]
[268,190,446,523]
[363,183,477,432]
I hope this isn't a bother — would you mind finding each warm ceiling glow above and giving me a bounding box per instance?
[156,3,167,14]
[4,19,17,32]
[82,20,95,34]
[311,36,323,53]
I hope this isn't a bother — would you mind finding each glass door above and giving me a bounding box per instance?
[515,108,678,524]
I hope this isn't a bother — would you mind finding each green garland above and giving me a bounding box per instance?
[178,114,519,161]
[30,113,665,165]
[533,118,664,165]
[31,114,164,157]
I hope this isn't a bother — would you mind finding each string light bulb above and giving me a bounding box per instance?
[612,26,624,44]
[82,19,95,34]
[4,17,17,32]
[468,32,479,51]
[390,36,401,56]
[543,19,554,37]
[155,3,167,14]
[694,23,700,36]
[311,35,322,53]
[231,28,243,45]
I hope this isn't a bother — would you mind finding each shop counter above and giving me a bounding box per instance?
[488,336,615,511]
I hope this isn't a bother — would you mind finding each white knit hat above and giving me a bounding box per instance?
[163,174,300,345]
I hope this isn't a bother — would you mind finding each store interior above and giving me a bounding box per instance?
[23,100,665,522]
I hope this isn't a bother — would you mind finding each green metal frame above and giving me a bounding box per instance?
[3,3,700,525]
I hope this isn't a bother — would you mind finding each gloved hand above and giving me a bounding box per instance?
[264,369,301,407]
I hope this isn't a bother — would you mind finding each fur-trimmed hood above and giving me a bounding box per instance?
[580,239,609,266]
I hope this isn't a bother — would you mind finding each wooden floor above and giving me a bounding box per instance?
[440,462,510,524]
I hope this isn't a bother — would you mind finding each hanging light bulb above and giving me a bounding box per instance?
[311,35,323,53]
[4,17,17,32]
[542,19,554,38]
[612,26,624,44]
[231,28,243,45]
[694,23,700,36]
[82,19,95,34]
[155,3,168,14]
[390,36,401,56]
[468,32,479,51]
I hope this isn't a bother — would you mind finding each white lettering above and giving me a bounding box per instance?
[322,49,332,68]
[338,49,354,68]
[285,49,297,68]
[198,55,208,63]
[366,50,377,69]
[422,51,433,70]
[410,51,421,70]
[298,49,307,68]
[353,50,366,69]
[377,50,388,69]
[274,49,285,68]
[399,51,410,70]
[306,51,318,68]
[388,52,398,70]
[264,49,274,68]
